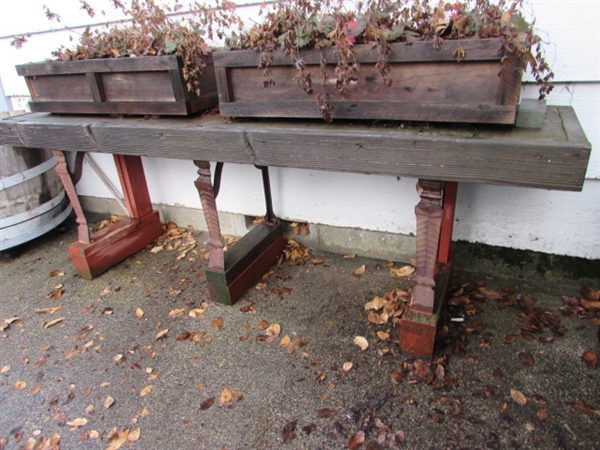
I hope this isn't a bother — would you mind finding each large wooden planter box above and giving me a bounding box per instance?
[16,55,218,116]
[213,38,524,124]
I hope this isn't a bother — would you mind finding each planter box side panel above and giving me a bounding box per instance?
[19,56,218,116]
[26,74,92,102]
[215,43,523,124]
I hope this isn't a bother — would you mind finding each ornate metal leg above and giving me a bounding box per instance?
[52,150,90,244]
[411,179,445,315]
[193,160,224,271]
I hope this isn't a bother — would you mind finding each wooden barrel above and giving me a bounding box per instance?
[0,145,72,250]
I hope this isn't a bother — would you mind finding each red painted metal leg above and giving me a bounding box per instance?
[400,180,458,358]
[52,150,90,244]
[68,154,163,279]
[193,160,225,272]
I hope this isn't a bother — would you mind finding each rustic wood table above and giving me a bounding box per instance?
[0,107,591,357]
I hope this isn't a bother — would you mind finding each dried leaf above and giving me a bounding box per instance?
[212,317,224,330]
[168,308,186,318]
[265,323,281,344]
[342,362,353,372]
[580,285,600,301]
[257,320,269,330]
[581,299,600,311]
[127,428,141,442]
[364,296,385,311]
[43,317,65,329]
[389,370,404,384]
[353,336,369,351]
[518,352,535,367]
[104,396,115,408]
[377,331,390,341]
[390,265,415,278]
[135,308,144,318]
[49,270,64,277]
[200,397,215,410]
[155,329,168,340]
[12,380,26,391]
[280,335,291,347]
[189,308,205,318]
[66,417,88,428]
[536,408,549,420]
[567,400,600,417]
[311,259,325,265]
[343,253,356,259]
[353,265,366,278]
[282,419,297,444]
[581,351,598,368]
[30,384,41,395]
[220,387,233,405]
[35,306,62,314]
[1,365,9,374]
[287,337,308,354]
[348,431,365,450]
[317,408,336,418]
[139,385,153,397]
[510,388,527,405]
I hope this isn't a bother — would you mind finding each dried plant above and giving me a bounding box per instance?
[12,0,243,96]
[225,0,554,122]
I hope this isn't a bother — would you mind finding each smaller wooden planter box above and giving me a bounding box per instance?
[16,55,218,116]
[213,38,524,124]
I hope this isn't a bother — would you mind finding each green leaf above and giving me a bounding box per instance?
[165,40,178,54]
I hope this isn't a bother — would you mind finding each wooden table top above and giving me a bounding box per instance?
[0,106,590,191]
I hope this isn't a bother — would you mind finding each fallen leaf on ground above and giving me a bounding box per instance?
[200,397,215,410]
[155,329,168,340]
[35,306,62,314]
[43,318,65,329]
[581,351,598,368]
[518,351,535,367]
[567,400,600,417]
[282,419,297,444]
[1,317,19,331]
[139,385,153,396]
[11,380,26,391]
[343,253,356,259]
[317,408,336,418]
[135,308,144,319]
[257,320,269,330]
[189,308,205,318]
[311,259,324,265]
[364,296,385,311]
[510,388,527,405]
[348,431,365,450]
[280,335,291,347]
[353,336,369,351]
[168,309,186,318]
[66,418,88,428]
[390,265,415,278]
[287,337,309,354]
[580,285,600,301]
[127,428,141,442]
[30,384,41,395]
[49,270,64,277]
[104,396,115,408]
[265,323,281,344]
[342,362,353,372]
[537,408,549,420]
[353,265,366,278]
[212,317,224,330]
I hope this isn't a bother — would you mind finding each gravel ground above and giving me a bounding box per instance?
[1,218,599,450]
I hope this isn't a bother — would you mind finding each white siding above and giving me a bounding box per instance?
[1,0,599,259]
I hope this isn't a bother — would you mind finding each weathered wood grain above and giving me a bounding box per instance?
[0,106,591,191]
[213,38,523,124]
[16,56,218,116]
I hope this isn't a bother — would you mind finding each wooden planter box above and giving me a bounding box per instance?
[16,55,218,116]
[213,38,524,124]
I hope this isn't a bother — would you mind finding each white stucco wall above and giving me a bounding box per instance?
[1,0,598,259]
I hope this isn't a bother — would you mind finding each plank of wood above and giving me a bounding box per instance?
[0,106,590,191]
[213,38,506,67]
